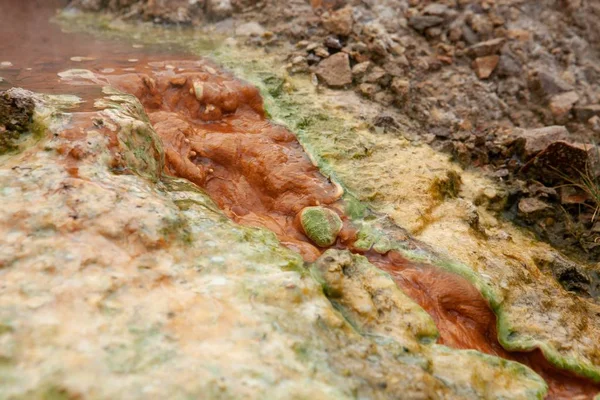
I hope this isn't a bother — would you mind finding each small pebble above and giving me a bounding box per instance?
[0,61,13,67]
[70,56,95,62]
[128,59,139,62]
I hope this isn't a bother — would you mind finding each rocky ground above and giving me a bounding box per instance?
[69,0,600,262]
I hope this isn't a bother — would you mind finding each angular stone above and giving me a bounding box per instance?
[422,3,450,16]
[409,15,444,31]
[363,66,387,83]
[518,198,552,221]
[560,186,590,205]
[530,69,574,98]
[321,6,353,36]
[549,91,579,121]
[513,125,571,157]
[497,53,522,77]
[351,61,371,77]
[472,55,499,79]
[521,141,592,183]
[316,52,352,87]
[466,38,505,57]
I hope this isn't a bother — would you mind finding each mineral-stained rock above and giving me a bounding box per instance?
[299,206,343,247]
[521,140,591,183]
[321,6,353,36]
[289,91,600,384]
[316,52,352,87]
[472,55,499,79]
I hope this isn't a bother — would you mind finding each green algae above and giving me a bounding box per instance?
[299,206,343,247]
[95,88,165,182]
[311,249,548,399]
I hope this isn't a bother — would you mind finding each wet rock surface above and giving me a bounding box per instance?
[0,89,35,154]
[3,1,600,399]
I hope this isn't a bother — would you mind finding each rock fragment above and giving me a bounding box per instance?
[513,125,571,157]
[0,88,35,154]
[316,52,352,87]
[496,53,522,77]
[409,15,444,31]
[236,22,266,37]
[466,38,505,58]
[321,6,353,36]
[549,91,579,122]
[472,55,499,79]
[518,198,552,221]
[206,0,233,20]
[530,69,574,98]
[299,206,343,247]
[522,141,591,183]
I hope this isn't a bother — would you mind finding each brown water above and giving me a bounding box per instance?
[1,0,599,398]
[0,0,194,105]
